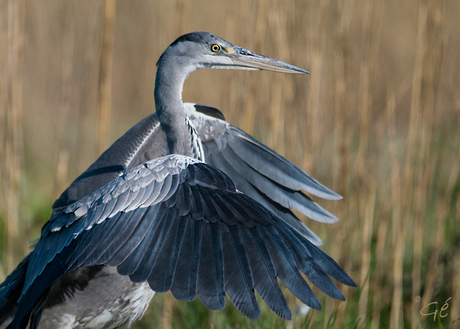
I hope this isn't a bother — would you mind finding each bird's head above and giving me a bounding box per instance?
[157,31,309,75]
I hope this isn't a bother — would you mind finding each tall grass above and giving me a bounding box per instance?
[96,0,116,155]
[1,0,25,274]
[1,0,459,328]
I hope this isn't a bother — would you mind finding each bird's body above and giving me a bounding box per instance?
[0,32,355,329]
[15,267,153,329]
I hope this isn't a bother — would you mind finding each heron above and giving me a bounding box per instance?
[0,32,355,329]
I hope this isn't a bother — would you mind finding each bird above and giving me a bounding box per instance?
[0,31,355,329]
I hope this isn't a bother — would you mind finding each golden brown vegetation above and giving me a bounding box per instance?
[0,0,459,328]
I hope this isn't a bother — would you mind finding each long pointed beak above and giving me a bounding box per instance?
[227,47,309,74]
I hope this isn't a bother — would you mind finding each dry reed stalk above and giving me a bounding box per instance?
[235,0,268,136]
[0,0,8,220]
[304,0,328,175]
[331,43,346,329]
[331,0,349,214]
[444,79,460,112]
[53,154,70,204]
[357,0,384,177]
[412,1,445,326]
[410,158,424,329]
[244,1,272,136]
[357,64,370,171]
[356,0,373,174]
[356,2,385,321]
[268,11,290,152]
[390,3,427,328]
[452,89,460,326]
[370,209,389,329]
[269,9,303,321]
[223,1,236,46]
[358,186,376,328]
[365,1,385,327]
[220,1,237,127]
[387,87,402,329]
[356,3,373,326]
[4,0,24,273]
[162,292,173,329]
[304,48,322,175]
[422,163,458,307]
[268,76,284,150]
[254,0,267,49]
[409,4,433,328]
[375,80,411,329]
[309,0,328,158]
[220,1,237,126]
[371,89,397,329]
[331,55,345,329]
[76,1,104,174]
[237,0,253,44]
[53,3,75,199]
[0,0,6,279]
[97,0,116,156]
[331,0,356,327]
[55,150,70,200]
[176,0,188,33]
[453,189,460,329]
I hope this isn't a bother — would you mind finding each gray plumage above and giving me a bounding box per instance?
[0,32,355,329]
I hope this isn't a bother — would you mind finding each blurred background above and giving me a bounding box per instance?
[0,0,459,328]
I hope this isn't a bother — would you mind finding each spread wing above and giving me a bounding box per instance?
[184,104,341,245]
[13,155,355,327]
[54,103,340,245]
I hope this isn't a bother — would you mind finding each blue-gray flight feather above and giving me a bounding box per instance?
[9,154,354,328]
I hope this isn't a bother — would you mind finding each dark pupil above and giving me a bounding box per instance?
[212,45,219,51]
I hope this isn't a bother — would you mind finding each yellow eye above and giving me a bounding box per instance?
[211,44,221,52]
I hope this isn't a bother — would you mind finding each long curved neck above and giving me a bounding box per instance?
[154,54,197,158]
